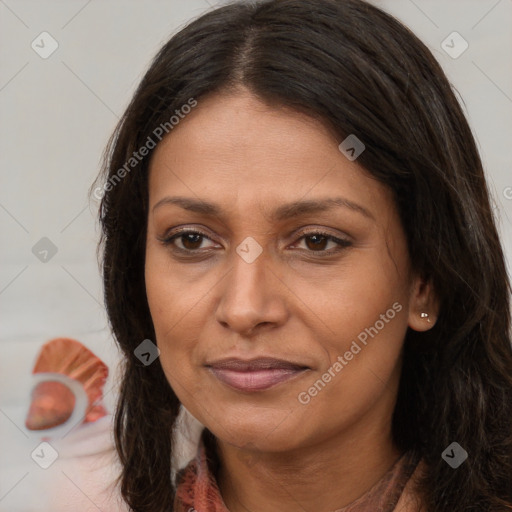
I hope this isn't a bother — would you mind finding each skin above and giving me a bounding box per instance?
[145,87,438,512]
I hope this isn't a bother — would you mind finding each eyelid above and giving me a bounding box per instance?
[158,226,217,248]
[289,229,352,256]
[291,226,352,243]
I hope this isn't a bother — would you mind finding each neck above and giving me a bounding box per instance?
[214,407,402,512]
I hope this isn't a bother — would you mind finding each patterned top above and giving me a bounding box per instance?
[173,431,422,512]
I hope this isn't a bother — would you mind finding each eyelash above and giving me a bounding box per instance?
[158,228,352,257]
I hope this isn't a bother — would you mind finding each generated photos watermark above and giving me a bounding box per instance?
[297,301,403,404]
[93,98,198,200]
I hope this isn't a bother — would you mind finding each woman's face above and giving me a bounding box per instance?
[145,88,433,453]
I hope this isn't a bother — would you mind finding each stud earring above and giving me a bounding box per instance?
[420,312,432,323]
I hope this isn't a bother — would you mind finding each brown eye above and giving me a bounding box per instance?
[180,232,204,250]
[160,229,216,253]
[295,231,352,254]
[304,234,330,251]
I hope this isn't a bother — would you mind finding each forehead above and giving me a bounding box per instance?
[147,89,394,224]
[150,90,339,171]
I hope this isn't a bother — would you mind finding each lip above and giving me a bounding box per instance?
[205,357,310,392]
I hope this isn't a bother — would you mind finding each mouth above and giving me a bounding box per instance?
[205,357,310,392]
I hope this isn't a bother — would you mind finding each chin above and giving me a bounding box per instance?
[207,409,307,451]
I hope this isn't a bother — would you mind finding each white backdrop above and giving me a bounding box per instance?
[0,0,511,510]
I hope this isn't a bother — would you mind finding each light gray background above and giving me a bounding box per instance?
[0,0,511,510]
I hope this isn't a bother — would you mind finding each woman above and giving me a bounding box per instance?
[90,0,512,510]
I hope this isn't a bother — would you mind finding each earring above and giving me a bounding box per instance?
[420,312,432,323]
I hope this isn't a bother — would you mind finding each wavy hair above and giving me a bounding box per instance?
[90,0,512,510]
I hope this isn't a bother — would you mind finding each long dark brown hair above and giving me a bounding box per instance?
[90,0,512,510]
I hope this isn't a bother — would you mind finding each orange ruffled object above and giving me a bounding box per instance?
[25,337,109,431]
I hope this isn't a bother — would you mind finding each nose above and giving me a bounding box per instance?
[215,243,289,337]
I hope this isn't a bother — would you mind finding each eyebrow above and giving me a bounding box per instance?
[151,195,375,221]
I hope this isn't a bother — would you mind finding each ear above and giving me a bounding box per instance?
[407,275,439,332]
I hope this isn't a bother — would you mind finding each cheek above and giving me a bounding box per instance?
[144,245,219,400]
[144,243,201,332]
[144,248,193,376]
[299,253,409,413]
[310,250,408,352]
[292,273,408,441]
